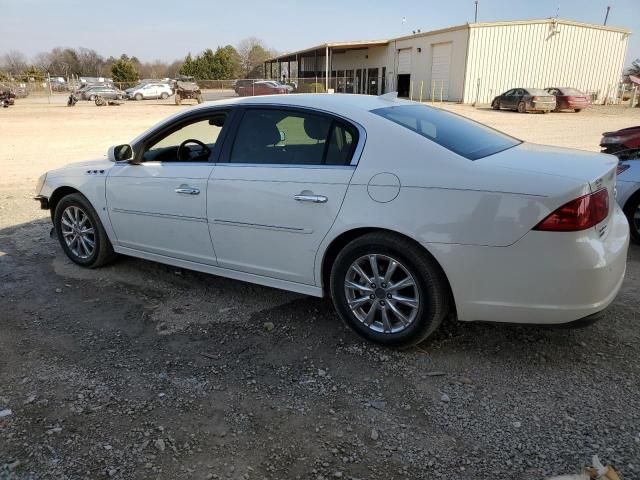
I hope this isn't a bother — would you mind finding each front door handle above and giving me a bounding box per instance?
[294,193,328,203]
[175,186,200,195]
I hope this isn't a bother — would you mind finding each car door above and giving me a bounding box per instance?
[501,89,515,108]
[106,109,232,265]
[207,107,362,285]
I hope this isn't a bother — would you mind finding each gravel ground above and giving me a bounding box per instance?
[1,97,639,479]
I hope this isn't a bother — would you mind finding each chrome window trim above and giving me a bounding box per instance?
[227,103,367,167]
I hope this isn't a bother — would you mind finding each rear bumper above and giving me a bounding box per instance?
[529,102,555,111]
[426,204,630,324]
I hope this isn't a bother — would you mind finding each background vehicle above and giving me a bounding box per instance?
[127,83,173,100]
[614,148,640,243]
[545,87,591,112]
[491,88,556,113]
[601,126,640,154]
[172,76,202,105]
[0,88,16,107]
[81,86,125,101]
[234,79,265,94]
[34,95,628,348]
[237,80,290,96]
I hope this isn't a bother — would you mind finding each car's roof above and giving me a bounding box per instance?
[196,93,407,117]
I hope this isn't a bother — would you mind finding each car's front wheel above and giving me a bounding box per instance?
[135,93,143,101]
[54,193,117,268]
[491,100,500,110]
[161,92,169,99]
[330,232,450,347]
[517,101,526,113]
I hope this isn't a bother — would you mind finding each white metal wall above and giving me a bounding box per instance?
[462,21,630,104]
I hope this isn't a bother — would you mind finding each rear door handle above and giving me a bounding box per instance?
[175,186,200,195]
[294,193,328,203]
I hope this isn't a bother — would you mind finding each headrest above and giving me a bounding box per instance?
[303,116,330,141]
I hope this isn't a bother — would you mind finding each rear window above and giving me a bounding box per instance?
[371,105,520,160]
[559,88,585,95]
[526,88,549,96]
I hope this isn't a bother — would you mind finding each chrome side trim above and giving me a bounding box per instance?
[111,208,207,223]
[212,219,312,234]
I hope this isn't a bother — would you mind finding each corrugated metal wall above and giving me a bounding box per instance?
[462,21,629,104]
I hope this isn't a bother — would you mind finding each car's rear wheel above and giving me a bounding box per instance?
[54,193,117,268]
[161,92,169,99]
[517,101,526,113]
[330,232,449,347]
[89,94,96,101]
[624,194,640,244]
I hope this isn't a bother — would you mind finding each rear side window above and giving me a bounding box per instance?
[230,108,358,166]
[371,105,520,160]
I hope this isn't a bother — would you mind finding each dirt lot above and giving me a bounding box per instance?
[1,96,639,480]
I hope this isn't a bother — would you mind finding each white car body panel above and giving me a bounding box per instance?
[37,94,630,325]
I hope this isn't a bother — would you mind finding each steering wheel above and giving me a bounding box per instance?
[177,139,211,162]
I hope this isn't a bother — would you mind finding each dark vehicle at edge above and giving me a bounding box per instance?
[601,126,640,154]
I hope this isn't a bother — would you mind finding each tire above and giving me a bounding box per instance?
[54,193,117,268]
[175,94,181,105]
[517,101,526,113]
[89,94,95,101]
[624,194,640,244]
[196,93,204,104]
[574,109,582,113]
[135,93,143,101]
[491,100,500,110]
[161,92,169,100]
[329,232,450,348]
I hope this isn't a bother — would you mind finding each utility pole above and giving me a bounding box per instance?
[474,1,478,22]
[603,5,610,25]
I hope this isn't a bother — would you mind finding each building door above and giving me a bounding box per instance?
[397,74,411,98]
[431,42,452,100]
[367,68,379,95]
[397,49,411,75]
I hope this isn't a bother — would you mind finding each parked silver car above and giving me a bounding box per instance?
[615,149,640,243]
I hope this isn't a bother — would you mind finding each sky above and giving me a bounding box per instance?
[2,0,638,67]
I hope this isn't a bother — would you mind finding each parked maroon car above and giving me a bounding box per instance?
[545,87,591,112]
[237,81,289,97]
[600,125,640,154]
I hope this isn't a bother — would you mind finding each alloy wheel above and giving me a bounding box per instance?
[344,254,420,334]
[60,205,95,259]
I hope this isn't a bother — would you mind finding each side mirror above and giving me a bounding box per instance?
[108,144,134,162]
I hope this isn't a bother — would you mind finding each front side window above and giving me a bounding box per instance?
[142,112,227,162]
[371,104,520,160]
[229,109,358,166]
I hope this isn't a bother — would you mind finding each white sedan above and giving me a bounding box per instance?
[127,83,173,101]
[34,94,629,347]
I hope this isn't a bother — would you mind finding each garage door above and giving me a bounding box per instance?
[431,42,452,100]
[397,49,411,74]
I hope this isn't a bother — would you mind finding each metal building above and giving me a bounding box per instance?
[266,18,631,104]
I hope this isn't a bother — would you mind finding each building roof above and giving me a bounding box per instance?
[266,18,631,62]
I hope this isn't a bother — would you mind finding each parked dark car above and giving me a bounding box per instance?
[233,79,266,94]
[545,87,591,112]
[491,88,556,113]
[1,88,16,107]
[237,81,289,97]
[600,126,640,154]
[81,86,125,101]
[75,83,113,99]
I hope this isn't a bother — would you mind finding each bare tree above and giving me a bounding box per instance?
[2,50,27,75]
[237,37,273,78]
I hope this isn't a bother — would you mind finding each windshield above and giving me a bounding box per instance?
[371,104,520,160]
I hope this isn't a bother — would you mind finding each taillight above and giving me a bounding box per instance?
[616,163,630,175]
[532,96,539,101]
[534,189,609,232]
